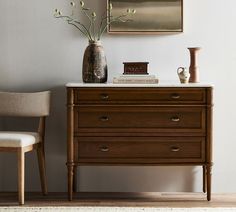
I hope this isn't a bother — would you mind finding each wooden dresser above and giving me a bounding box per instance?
[66,83,213,201]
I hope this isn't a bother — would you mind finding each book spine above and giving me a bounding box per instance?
[113,78,159,84]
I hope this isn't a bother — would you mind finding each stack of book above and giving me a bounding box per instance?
[113,75,159,84]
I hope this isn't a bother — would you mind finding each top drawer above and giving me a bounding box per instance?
[73,88,206,105]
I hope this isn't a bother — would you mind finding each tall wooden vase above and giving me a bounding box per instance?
[82,41,108,83]
[188,47,201,83]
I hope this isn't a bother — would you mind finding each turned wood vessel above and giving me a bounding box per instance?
[188,47,201,83]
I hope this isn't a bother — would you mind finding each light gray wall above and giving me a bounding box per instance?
[0,0,235,192]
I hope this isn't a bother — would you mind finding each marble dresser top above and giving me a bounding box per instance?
[66,82,213,88]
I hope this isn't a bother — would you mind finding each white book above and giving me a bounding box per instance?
[113,77,159,84]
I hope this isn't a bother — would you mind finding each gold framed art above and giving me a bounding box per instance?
[108,0,183,34]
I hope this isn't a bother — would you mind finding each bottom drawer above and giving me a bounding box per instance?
[77,137,205,164]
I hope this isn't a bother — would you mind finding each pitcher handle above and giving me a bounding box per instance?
[177,67,185,74]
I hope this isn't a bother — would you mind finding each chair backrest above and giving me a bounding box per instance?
[0,91,51,117]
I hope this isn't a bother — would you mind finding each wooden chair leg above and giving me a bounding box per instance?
[17,149,25,205]
[37,145,47,195]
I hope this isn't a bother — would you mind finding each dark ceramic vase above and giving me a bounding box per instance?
[82,41,108,83]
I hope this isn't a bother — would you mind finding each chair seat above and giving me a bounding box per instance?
[0,132,40,147]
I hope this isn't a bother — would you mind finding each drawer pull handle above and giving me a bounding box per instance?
[100,146,109,152]
[100,116,109,122]
[171,146,180,152]
[171,117,180,122]
[171,94,180,99]
[100,94,109,100]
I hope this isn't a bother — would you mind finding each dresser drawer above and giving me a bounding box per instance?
[75,106,205,134]
[77,137,205,163]
[74,88,206,104]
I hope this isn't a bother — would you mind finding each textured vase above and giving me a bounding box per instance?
[82,41,108,83]
[188,47,201,83]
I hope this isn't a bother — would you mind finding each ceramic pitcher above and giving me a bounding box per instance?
[177,67,190,84]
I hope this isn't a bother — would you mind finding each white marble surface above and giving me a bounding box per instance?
[66,82,213,88]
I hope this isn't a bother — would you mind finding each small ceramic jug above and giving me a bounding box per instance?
[177,67,190,84]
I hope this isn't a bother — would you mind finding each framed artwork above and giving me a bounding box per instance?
[108,0,183,34]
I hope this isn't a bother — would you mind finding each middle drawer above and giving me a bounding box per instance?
[75,106,206,134]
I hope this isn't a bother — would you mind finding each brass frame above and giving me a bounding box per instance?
[107,0,184,34]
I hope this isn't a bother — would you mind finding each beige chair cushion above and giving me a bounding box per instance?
[0,132,40,147]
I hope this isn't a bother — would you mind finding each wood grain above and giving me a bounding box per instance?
[17,149,25,205]
[67,87,213,201]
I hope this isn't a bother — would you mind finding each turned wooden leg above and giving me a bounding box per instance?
[67,88,75,201]
[37,145,48,195]
[17,149,25,205]
[73,142,78,193]
[68,164,74,201]
[206,165,212,201]
[203,165,207,193]
[73,167,77,192]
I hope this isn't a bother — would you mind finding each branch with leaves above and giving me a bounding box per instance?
[54,1,136,42]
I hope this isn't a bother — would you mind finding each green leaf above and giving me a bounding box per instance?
[109,3,113,10]
[82,7,90,10]
[80,1,85,7]
[92,12,96,18]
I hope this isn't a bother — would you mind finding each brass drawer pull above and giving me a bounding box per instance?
[100,116,109,122]
[171,146,180,152]
[171,116,180,122]
[100,94,109,100]
[100,146,109,152]
[171,93,180,99]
